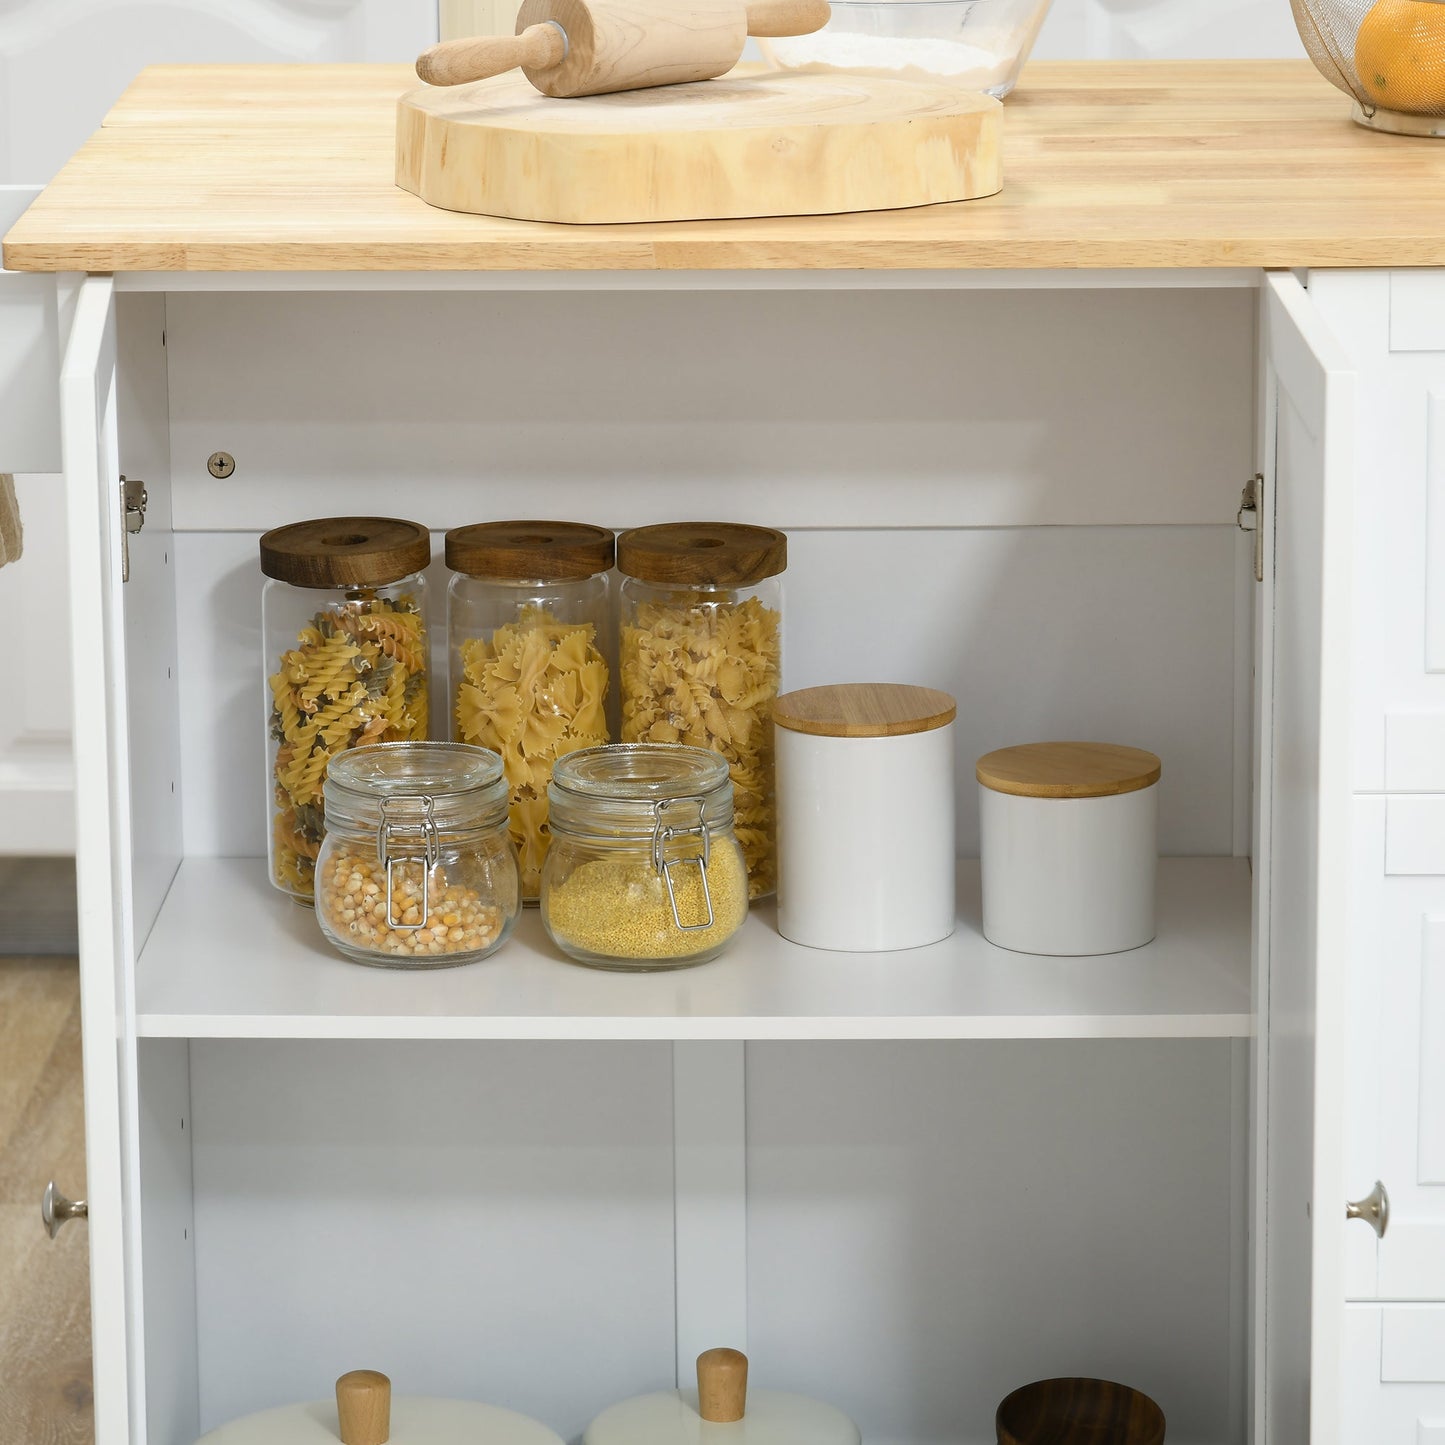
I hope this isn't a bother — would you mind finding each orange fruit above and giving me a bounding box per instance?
[1354,0,1445,112]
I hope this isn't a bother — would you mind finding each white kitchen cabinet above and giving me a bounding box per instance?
[5,58,1440,1445]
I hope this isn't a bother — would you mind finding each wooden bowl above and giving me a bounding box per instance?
[996,1378,1165,1445]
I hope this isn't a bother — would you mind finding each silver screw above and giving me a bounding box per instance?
[207,451,236,479]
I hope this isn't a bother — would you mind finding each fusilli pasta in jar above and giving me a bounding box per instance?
[260,517,432,902]
[617,523,785,900]
[446,521,614,903]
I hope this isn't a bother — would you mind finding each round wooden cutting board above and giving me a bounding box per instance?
[395,69,1002,223]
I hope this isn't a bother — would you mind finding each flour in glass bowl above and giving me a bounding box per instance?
[759,32,1015,89]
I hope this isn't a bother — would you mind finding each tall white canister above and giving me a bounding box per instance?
[977,741,1161,956]
[774,683,956,952]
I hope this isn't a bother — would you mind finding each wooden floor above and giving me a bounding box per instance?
[0,953,93,1445]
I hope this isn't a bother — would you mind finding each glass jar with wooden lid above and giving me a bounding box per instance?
[616,522,786,901]
[260,516,431,902]
[446,520,615,903]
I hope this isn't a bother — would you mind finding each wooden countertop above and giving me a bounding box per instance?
[6,59,1445,273]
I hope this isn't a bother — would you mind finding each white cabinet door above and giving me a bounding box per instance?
[60,275,140,1444]
[1344,796,1445,1302]
[1255,273,1356,1445]
[1304,272,1445,794]
[1343,1306,1445,1443]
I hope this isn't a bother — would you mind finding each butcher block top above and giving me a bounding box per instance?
[7,59,1445,273]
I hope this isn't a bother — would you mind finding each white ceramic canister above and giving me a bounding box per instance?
[585,1348,860,1445]
[774,683,957,952]
[197,1369,564,1445]
[977,741,1161,957]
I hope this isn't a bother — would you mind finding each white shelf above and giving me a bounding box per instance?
[133,856,1252,1041]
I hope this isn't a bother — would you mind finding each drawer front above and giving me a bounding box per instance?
[1308,272,1445,792]
[1348,1308,1445,1441]
[1354,799,1445,1299]
[0,186,61,474]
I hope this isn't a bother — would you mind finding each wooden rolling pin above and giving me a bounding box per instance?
[415,0,831,95]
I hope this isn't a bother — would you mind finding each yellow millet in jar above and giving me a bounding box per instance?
[320,851,503,961]
[544,845,748,963]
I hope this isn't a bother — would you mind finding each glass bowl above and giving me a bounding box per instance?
[758,0,1055,99]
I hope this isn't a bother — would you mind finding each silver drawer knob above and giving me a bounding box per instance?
[1346,1180,1390,1239]
[42,1181,88,1239]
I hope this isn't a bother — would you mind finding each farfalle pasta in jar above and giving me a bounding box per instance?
[617,523,785,899]
[446,521,614,903]
[260,517,432,902]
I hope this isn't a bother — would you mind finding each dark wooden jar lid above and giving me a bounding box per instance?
[259,517,430,589]
[617,523,787,587]
[976,742,1161,800]
[445,521,615,582]
[996,1377,1165,1445]
[774,683,957,739]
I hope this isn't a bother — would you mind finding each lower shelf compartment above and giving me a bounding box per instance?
[132,856,1252,1040]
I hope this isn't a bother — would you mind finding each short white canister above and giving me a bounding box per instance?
[977,741,1161,956]
[774,683,956,952]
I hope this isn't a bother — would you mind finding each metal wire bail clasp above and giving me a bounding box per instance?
[650,795,714,932]
[377,793,441,930]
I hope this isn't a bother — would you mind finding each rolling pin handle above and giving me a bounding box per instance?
[745,0,832,37]
[697,1348,748,1424]
[416,22,568,87]
[336,1370,391,1445]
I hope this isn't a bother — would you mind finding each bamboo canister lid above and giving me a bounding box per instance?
[617,523,786,587]
[259,517,431,589]
[773,684,957,739]
[445,521,615,581]
[976,742,1162,799]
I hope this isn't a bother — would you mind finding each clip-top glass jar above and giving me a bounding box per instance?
[446,520,615,904]
[261,517,431,902]
[316,742,520,967]
[541,744,749,971]
[617,523,786,901]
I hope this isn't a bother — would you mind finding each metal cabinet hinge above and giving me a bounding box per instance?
[120,475,147,583]
[1237,472,1265,583]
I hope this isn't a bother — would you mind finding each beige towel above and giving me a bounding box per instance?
[0,474,21,569]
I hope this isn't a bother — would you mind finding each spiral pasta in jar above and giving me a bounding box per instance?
[446,521,614,904]
[260,517,431,902]
[316,743,520,967]
[617,523,785,900]
[541,744,748,970]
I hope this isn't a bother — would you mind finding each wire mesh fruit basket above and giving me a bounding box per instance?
[1293,0,1445,134]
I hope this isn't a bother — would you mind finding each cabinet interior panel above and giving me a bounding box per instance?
[171,524,1239,866]
[745,1040,1241,1445]
[184,1039,676,1441]
[162,288,1253,532]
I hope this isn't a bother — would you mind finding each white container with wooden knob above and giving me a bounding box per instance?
[585,1348,860,1445]
[196,1370,565,1445]
[774,683,957,953]
[416,0,832,94]
[977,741,1161,957]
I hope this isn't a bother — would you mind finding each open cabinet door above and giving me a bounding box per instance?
[1255,272,1356,1445]
[60,274,142,1444]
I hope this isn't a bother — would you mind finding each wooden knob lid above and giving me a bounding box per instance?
[697,1348,748,1424]
[335,1370,391,1445]
[617,523,786,588]
[444,520,615,582]
[976,742,1161,800]
[259,517,431,590]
